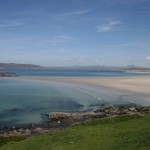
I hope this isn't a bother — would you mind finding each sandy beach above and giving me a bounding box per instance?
[18,76,150,97]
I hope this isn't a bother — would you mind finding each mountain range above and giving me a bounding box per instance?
[0,63,149,71]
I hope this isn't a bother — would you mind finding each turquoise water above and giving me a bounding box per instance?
[0,78,84,126]
[0,69,150,127]
[0,77,150,128]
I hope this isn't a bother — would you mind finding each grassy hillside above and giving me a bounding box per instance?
[0,115,150,150]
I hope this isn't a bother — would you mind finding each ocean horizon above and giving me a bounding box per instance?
[0,68,150,77]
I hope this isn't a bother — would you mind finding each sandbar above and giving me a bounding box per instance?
[18,76,150,97]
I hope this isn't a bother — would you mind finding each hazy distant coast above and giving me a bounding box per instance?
[126,69,150,73]
[1,63,150,71]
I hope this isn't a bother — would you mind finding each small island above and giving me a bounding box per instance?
[0,72,16,77]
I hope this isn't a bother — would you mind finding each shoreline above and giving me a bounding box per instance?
[0,105,149,137]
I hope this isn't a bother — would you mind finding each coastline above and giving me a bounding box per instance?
[0,75,150,137]
[17,76,150,97]
[0,105,150,137]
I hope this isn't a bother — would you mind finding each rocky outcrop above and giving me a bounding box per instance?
[48,106,150,125]
[49,112,106,122]
[49,112,71,121]
[0,105,149,137]
[94,105,150,116]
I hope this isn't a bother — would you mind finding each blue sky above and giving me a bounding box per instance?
[0,0,150,67]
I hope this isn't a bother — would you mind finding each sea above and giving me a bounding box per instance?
[0,69,150,128]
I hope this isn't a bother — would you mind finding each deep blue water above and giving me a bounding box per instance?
[0,68,150,77]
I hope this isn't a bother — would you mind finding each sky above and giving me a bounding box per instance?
[0,0,150,67]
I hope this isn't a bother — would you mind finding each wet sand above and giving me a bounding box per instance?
[18,76,150,97]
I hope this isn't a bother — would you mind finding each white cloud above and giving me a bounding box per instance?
[77,59,86,64]
[56,48,68,52]
[75,57,86,64]
[146,57,150,60]
[59,10,91,17]
[94,59,104,63]
[0,20,25,28]
[97,20,121,32]
[48,35,73,46]
[57,35,73,40]
[94,59,100,62]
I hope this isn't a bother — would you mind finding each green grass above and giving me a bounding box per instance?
[0,136,26,147]
[0,115,150,150]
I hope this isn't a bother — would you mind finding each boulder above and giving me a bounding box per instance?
[48,112,106,122]
[128,107,136,111]
[49,112,71,121]
[71,112,105,121]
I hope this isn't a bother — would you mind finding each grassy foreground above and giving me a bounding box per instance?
[0,115,150,150]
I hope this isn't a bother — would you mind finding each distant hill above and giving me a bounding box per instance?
[0,63,42,69]
[45,65,150,71]
[0,63,149,71]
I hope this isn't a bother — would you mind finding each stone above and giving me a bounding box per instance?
[128,107,136,111]
[49,112,71,121]
[25,129,31,134]
[72,112,105,120]
[57,120,61,124]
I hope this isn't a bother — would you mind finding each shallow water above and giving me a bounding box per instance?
[0,78,149,128]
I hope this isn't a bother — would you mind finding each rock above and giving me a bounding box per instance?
[71,112,105,121]
[18,128,24,133]
[128,107,136,111]
[34,127,42,132]
[49,112,71,121]
[137,106,150,113]
[25,129,31,134]
[57,121,61,124]
[31,127,45,134]
[94,105,141,116]
[13,130,17,133]
[48,112,106,123]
